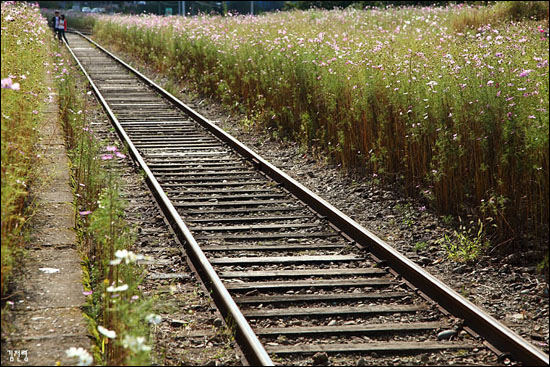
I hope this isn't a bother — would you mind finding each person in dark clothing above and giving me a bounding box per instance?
[51,10,60,38]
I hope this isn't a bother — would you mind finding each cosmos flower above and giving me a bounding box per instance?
[518,69,532,77]
[145,313,162,325]
[66,347,93,366]
[109,249,145,265]
[1,77,20,90]
[98,325,116,339]
[122,335,151,353]
[106,284,129,292]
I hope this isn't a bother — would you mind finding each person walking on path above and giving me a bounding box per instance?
[51,10,61,40]
[57,14,69,44]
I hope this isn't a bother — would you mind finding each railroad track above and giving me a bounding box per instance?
[64,32,548,366]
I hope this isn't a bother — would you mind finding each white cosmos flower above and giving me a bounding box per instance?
[106,284,129,292]
[115,249,128,258]
[66,347,93,366]
[109,258,122,265]
[145,313,162,325]
[122,335,152,353]
[98,325,116,339]
[110,249,145,265]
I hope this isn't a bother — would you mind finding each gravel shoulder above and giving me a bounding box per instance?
[92,38,549,361]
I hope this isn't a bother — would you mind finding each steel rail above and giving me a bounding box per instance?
[73,32,549,366]
[63,35,274,367]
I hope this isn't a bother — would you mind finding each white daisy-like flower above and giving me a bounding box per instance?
[109,258,122,265]
[65,347,93,366]
[111,249,145,265]
[106,284,129,292]
[122,335,152,353]
[145,313,162,325]
[98,325,116,339]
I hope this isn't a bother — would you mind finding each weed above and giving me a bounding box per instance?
[395,203,416,228]
[537,252,549,278]
[441,214,454,226]
[437,219,489,263]
[403,218,415,229]
[414,241,428,252]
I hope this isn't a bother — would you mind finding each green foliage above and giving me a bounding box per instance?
[414,241,429,252]
[1,2,53,297]
[452,1,549,32]
[537,252,549,278]
[494,1,549,21]
[438,220,489,262]
[441,214,454,226]
[67,13,97,31]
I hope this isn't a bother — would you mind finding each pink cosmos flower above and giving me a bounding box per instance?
[83,290,93,296]
[519,69,532,77]
[115,151,126,159]
[2,78,15,89]
[101,154,113,160]
[106,145,117,152]
[79,210,92,215]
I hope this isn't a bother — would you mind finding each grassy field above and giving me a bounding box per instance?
[93,2,548,251]
[1,2,54,296]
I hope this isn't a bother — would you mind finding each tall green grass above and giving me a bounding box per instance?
[1,2,53,297]
[452,1,549,32]
[93,2,548,250]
